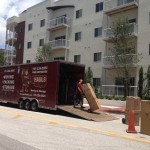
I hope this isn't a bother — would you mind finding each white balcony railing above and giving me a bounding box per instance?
[7,33,17,40]
[103,54,137,68]
[102,85,138,96]
[5,49,16,56]
[47,16,70,30]
[48,39,69,49]
[104,0,138,13]
[103,23,138,40]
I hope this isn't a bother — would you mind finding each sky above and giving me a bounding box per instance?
[0,0,46,49]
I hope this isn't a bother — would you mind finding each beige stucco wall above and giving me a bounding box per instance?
[22,0,50,63]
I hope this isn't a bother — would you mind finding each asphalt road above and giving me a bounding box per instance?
[0,133,38,150]
[0,104,149,150]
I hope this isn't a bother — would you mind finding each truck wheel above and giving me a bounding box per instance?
[31,101,38,111]
[122,118,126,124]
[87,109,92,113]
[18,100,24,109]
[25,100,31,110]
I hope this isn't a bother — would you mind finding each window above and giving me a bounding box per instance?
[40,19,45,27]
[115,77,135,86]
[117,0,123,6]
[76,9,82,19]
[95,27,102,37]
[28,23,32,31]
[39,39,44,46]
[129,18,136,23]
[54,57,65,60]
[26,60,31,63]
[115,77,124,85]
[27,42,32,49]
[94,52,102,62]
[56,15,66,25]
[74,55,81,63]
[75,32,81,41]
[55,36,66,40]
[96,2,103,12]
[93,78,101,87]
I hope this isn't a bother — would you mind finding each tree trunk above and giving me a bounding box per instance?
[124,70,129,97]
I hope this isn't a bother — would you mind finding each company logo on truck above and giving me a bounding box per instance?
[20,67,48,93]
[32,75,47,88]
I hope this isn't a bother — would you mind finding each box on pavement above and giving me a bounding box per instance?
[126,96,141,111]
[140,100,150,136]
[125,96,141,126]
[81,83,100,111]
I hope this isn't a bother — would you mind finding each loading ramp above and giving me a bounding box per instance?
[57,105,117,122]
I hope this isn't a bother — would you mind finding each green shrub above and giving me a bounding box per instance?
[108,96,112,100]
[98,94,104,99]
[142,96,150,100]
[105,95,109,99]
[121,97,126,101]
[114,97,120,100]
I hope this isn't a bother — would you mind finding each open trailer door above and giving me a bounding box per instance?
[57,62,116,122]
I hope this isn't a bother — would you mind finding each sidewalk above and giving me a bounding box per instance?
[83,99,126,115]
[99,105,125,115]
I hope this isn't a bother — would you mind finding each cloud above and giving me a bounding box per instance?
[0,17,6,45]
[0,0,45,48]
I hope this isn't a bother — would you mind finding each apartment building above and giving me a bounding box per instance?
[5,0,150,96]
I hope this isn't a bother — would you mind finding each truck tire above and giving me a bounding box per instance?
[24,100,31,110]
[31,101,38,111]
[18,100,24,109]
[122,118,126,124]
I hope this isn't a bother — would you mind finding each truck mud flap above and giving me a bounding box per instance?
[57,105,117,122]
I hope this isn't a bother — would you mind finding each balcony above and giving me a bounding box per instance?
[103,23,138,41]
[5,49,16,57]
[7,16,19,26]
[6,33,17,45]
[48,39,69,50]
[47,16,70,31]
[102,85,137,96]
[103,54,137,68]
[104,0,138,15]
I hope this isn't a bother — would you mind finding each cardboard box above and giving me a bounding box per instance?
[81,83,100,111]
[126,96,141,111]
[125,96,141,126]
[140,100,150,135]
[141,100,150,111]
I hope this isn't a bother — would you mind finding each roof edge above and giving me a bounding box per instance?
[47,5,74,11]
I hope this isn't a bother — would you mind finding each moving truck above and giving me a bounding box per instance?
[0,61,85,111]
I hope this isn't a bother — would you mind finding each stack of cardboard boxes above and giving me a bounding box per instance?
[141,100,150,136]
[125,97,150,135]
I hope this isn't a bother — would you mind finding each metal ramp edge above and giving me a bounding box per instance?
[57,105,117,122]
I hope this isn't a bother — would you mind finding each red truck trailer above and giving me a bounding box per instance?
[0,61,85,111]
